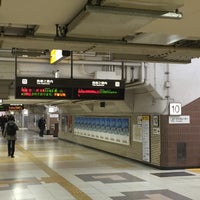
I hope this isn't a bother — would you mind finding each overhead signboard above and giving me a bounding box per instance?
[16,77,72,99]
[15,77,125,100]
[0,104,24,111]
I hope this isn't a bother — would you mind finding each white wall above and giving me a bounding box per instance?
[131,58,200,114]
[169,58,200,106]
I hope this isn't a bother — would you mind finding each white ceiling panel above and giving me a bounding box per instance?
[67,12,155,39]
[137,0,200,38]
[66,0,184,40]
[0,0,87,25]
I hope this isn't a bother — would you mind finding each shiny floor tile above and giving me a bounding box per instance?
[110,189,193,200]
[76,172,144,183]
[151,171,195,177]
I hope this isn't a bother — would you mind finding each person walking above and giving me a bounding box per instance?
[3,115,19,158]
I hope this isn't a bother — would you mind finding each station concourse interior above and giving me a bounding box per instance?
[1,0,200,199]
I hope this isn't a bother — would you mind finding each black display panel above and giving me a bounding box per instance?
[72,79,124,100]
[73,88,124,100]
[0,104,24,111]
[0,104,8,111]
[15,77,125,100]
[15,77,72,99]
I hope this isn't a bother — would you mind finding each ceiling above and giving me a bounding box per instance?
[0,0,200,105]
[0,0,200,63]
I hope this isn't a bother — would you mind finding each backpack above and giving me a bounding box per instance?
[6,122,17,136]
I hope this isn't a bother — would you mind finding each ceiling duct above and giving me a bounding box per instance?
[101,0,184,11]
[0,24,38,37]
[11,48,49,57]
[85,5,183,19]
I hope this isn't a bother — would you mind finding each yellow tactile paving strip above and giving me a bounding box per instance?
[34,155,78,161]
[187,168,200,174]
[16,144,93,200]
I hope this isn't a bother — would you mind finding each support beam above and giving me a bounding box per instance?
[1,35,199,63]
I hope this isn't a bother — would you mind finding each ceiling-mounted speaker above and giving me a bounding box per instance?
[100,102,105,107]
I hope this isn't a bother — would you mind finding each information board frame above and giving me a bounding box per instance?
[15,77,125,100]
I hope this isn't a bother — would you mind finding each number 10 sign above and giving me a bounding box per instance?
[169,103,182,115]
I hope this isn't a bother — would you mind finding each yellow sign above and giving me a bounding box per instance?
[50,49,63,64]
[142,116,149,121]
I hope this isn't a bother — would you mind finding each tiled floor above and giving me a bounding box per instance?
[0,129,200,200]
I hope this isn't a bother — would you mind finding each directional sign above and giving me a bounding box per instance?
[169,115,190,124]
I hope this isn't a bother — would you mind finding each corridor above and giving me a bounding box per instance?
[0,130,199,200]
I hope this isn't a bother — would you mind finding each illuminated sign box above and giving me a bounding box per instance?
[50,50,70,64]
[15,77,125,100]
[0,104,24,111]
[9,104,24,111]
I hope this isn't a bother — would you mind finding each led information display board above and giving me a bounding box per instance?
[15,77,72,99]
[0,104,24,111]
[72,79,124,100]
[15,77,125,100]
[0,104,8,111]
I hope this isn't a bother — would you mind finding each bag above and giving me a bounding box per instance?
[6,122,17,136]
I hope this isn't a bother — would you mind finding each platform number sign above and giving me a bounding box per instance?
[169,103,182,116]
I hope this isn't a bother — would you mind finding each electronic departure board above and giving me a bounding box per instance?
[0,104,24,111]
[72,79,124,100]
[15,77,125,100]
[15,77,72,99]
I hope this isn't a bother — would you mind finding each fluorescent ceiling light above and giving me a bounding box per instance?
[161,11,183,19]
[85,5,183,20]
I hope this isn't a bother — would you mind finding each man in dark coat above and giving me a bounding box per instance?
[3,115,19,158]
[38,117,46,137]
